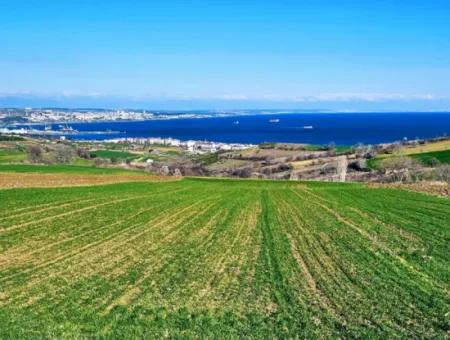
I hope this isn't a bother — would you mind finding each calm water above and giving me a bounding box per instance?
[34,112,450,145]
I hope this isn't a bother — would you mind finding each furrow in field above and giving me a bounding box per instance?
[0,183,183,225]
[0,193,204,298]
[196,202,260,307]
[295,187,448,293]
[273,191,354,324]
[0,196,97,221]
[278,189,417,334]
[132,194,260,310]
[101,198,223,312]
[290,187,446,335]
[0,193,154,233]
[106,189,257,312]
[2,197,202,307]
[149,191,256,310]
[0,189,189,269]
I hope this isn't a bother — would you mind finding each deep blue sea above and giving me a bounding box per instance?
[32,112,450,145]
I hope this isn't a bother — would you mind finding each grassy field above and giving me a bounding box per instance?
[410,149,450,165]
[400,140,450,155]
[0,150,27,163]
[367,139,450,169]
[0,163,146,175]
[90,149,141,161]
[0,177,449,338]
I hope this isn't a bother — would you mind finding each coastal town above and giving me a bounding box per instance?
[105,137,254,153]
[0,107,247,124]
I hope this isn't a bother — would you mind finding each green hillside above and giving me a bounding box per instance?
[410,149,450,165]
[0,178,449,338]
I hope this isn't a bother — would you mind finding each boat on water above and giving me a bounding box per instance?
[269,118,280,123]
[58,124,78,133]
[303,125,313,129]
[233,120,240,125]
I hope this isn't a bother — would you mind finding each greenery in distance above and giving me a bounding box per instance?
[0,177,448,338]
[0,163,147,175]
[410,149,450,165]
[90,149,140,161]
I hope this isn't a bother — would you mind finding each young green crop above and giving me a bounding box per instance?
[0,178,448,338]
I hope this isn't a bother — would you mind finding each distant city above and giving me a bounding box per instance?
[0,108,273,125]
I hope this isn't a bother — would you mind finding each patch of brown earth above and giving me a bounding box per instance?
[368,181,450,197]
[0,172,174,189]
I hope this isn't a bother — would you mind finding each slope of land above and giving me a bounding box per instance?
[0,176,448,338]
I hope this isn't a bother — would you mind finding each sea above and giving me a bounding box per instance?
[30,112,450,146]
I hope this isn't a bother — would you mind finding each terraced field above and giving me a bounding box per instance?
[0,178,449,338]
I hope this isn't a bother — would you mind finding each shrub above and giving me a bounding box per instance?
[378,156,421,172]
[436,165,450,182]
[232,168,252,178]
[76,147,90,159]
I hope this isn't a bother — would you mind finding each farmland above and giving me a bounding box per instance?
[0,175,449,338]
[410,149,450,165]
[90,149,140,161]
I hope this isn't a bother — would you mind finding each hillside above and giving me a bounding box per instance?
[0,176,449,338]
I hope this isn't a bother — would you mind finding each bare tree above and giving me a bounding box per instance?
[158,165,170,176]
[76,147,90,159]
[53,144,75,163]
[436,165,450,182]
[327,142,336,156]
[27,145,43,163]
[378,156,422,183]
[173,168,183,177]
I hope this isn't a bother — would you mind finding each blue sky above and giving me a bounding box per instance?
[1,0,450,110]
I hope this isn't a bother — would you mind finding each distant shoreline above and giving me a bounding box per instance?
[2,112,449,146]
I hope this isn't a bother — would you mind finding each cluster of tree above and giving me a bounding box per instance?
[27,143,88,164]
[375,155,449,183]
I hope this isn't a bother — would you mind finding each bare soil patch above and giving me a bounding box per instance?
[0,172,173,189]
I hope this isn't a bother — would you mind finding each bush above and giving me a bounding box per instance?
[76,147,90,159]
[276,163,293,172]
[232,168,252,178]
[436,165,450,182]
[378,156,421,172]
[427,157,440,167]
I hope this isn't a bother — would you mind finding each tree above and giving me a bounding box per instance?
[27,145,43,163]
[327,142,336,156]
[378,156,421,183]
[436,165,450,182]
[76,147,90,159]
[53,144,75,163]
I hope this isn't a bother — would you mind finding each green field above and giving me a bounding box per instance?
[0,150,27,163]
[90,149,140,160]
[0,163,147,175]
[410,149,450,165]
[0,178,449,338]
